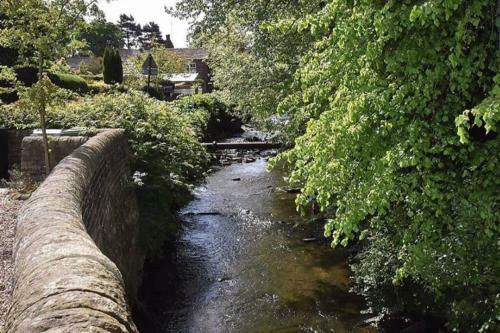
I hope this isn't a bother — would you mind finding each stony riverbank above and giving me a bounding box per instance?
[0,189,22,329]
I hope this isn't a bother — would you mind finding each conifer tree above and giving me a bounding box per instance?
[103,47,123,84]
[102,47,112,83]
[113,48,123,84]
[118,14,141,49]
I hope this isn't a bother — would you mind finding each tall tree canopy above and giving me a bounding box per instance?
[80,18,123,56]
[0,0,101,67]
[118,14,141,49]
[168,0,324,123]
[170,1,500,331]
[139,22,165,50]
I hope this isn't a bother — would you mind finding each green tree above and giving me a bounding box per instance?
[168,0,324,126]
[103,47,122,84]
[269,1,499,331]
[139,22,165,50]
[102,47,112,83]
[80,18,123,56]
[0,0,102,175]
[113,48,123,84]
[117,14,141,49]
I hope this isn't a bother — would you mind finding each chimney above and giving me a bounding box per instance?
[165,34,174,48]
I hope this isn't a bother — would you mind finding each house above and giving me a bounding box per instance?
[66,43,213,97]
[167,48,212,95]
[163,73,205,97]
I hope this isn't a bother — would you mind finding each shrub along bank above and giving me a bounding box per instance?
[1,89,212,257]
[173,93,243,141]
[267,1,499,331]
[0,67,89,104]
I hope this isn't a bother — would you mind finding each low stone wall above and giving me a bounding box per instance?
[7,130,32,172]
[21,135,89,181]
[5,129,142,333]
[0,129,32,179]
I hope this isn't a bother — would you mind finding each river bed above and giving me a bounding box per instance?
[139,155,377,333]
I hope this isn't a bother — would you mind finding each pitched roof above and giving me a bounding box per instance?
[168,48,208,60]
[66,48,208,71]
[119,49,141,60]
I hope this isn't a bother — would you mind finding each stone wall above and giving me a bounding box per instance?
[0,129,32,179]
[21,135,89,181]
[7,130,32,172]
[5,129,142,333]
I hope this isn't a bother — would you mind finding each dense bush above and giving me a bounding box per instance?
[0,66,18,104]
[267,1,499,331]
[1,67,87,104]
[48,72,89,93]
[52,91,208,181]
[173,93,242,140]
[87,80,128,95]
[1,89,210,256]
[141,84,166,101]
[49,58,72,74]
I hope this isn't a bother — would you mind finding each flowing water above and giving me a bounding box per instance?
[139,155,377,333]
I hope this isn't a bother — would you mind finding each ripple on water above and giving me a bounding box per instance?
[139,157,377,333]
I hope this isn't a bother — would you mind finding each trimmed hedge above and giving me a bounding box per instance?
[48,72,89,93]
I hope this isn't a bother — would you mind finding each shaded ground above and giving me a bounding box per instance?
[0,188,22,329]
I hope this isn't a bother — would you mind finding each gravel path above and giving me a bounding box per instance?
[0,189,22,330]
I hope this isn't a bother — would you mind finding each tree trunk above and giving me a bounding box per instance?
[40,108,51,176]
[38,58,51,176]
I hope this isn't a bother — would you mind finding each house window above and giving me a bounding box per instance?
[187,62,197,73]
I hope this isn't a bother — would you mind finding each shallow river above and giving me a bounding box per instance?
[139,156,377,333]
